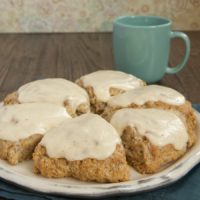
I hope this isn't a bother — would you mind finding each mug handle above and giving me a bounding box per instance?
[166,31,190,74]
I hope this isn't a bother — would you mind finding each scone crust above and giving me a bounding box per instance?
[33,144,129,183]
[0,134,43,165]
[121,126,186,174]
[4,91,19,105]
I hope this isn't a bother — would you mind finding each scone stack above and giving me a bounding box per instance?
[0,70,197,183]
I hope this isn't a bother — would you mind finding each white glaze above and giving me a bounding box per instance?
[110,108,188,150]
[80,70,144,102]
[0,103,71,141]
[108,85,185,107]
[18,78,90,112]
[41,113,121,161]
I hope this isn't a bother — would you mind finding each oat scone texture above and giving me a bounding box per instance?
[33,144,129,183]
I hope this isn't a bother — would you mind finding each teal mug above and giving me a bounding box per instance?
[113,16,190,83]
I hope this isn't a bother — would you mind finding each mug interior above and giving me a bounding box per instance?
[116,16,170,27]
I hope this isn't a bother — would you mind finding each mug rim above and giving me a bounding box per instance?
[114,15,172,28]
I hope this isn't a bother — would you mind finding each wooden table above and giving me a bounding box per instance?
[0,31,199,199]
[0,31,199,104]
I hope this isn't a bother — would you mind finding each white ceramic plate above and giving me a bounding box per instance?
[0,111,199,198]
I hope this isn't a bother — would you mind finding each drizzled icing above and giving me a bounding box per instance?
[108,85,185,107]
[0,103,71,141]
[41,113,121,161]
[80,70,145,101]
[18,78,90,112]
[110,108,188,150]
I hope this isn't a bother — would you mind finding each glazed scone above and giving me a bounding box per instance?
[110,108,192,174]
[76,70,145,114]
[33,113,129,183]
[103,85,196,147]
[4,78,90,117]
[0,103,71,165]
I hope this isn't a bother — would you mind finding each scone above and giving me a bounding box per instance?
[4,78,90,117]
[0,103,70,165]
[110,108,194,174]
[75,70,145,114]
[33,113,129,183]
[103,85,196,147]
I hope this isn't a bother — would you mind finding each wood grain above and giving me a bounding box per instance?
[0,31,199,104]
